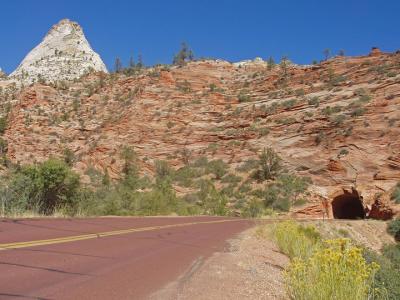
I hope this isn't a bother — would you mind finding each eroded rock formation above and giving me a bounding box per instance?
[10,19,107,83]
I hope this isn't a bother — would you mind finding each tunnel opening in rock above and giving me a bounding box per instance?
[332,190,365,219]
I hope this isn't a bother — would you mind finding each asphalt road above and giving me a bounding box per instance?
[0,216,253,299]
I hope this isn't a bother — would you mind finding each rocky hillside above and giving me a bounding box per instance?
[9,19,107,83]
[0,47,399,217]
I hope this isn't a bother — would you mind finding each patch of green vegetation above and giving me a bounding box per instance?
[0,116,7,134]
[205,159,228,180]
[252,148,283,181]
[236,159,259,173]
[221,173,242,184]
[391,183,400,204]
[387,218,400,241]
[238,90,251,103]
[282,99,297,109]
[308,96,320,107]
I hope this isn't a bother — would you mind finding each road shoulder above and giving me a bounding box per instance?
[151,227,288,300]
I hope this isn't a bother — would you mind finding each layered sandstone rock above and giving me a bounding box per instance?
[2,48,400,217]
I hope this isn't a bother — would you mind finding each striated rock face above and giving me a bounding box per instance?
[10,19,107,83]
[2,49,400,218]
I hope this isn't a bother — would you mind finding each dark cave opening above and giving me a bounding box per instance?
[332,191,365,219]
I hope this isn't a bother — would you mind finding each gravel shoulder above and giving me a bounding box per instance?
[151,226,288,300]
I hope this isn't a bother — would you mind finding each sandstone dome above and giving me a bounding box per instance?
[10,19,108,83]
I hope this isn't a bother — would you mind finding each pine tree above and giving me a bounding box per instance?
[267,56,275,70]
[114,57,122,73]
[323,48,331,61]
[129,55,135,68]
[173,42,194,66]
[136,54,144,69]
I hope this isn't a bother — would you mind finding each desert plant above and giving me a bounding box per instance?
[391,182,400,204]
[286,238,380,300]
[272,221,321,260]
[173,42,194,66]
[252,148,282,181]
[155,160,173,180]
[2,159,81,215]
[364,246,400,299]
[387,218,400,241]
[206,159,228,180]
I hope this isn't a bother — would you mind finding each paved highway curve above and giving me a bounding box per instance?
[0,216,253,299]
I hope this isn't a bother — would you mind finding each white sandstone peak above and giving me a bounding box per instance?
[10,19,108,83]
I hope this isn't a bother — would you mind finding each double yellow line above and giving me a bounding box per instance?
[0,219,238,251]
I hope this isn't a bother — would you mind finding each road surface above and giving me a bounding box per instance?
[0,216,252,299]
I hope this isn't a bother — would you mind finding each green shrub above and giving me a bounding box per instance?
[282,99,297,109]
[242,198,264,218]
[364,246,400,299]
[236,159,259,173]
[0,117,7,134]
[351,107,366,117]
[192,156,209,168]
[173,166,202,187]
[391,183,400,204]
[205,159,228,180]
[382,243,400,269]
[221,173,242,184]
[155,160,173,180]
[387,218,400,241]
[308,96,320,107]
[272,221,321,260]
[3,159,80,215]
[252,148,282,181]
[196,180,227,215]
[238,91,251,103]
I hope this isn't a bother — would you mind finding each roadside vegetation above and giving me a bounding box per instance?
[0,146,310,217]
[266,221,400,300]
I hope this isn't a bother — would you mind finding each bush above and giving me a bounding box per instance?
[205,159,228,180]
[286,239,380,300]
[242,198,264,218]
[155,160,173,180]
[173,166,202,187]
[363,246,400,299]
[252,148,282,181]
[238,91,251,103]
[0,117,7,135]
[260,175,310,212]
[391,183,400,204]
[272,221,321,260]
[382,243,400,269]
[387,218,400,241]
[196,180,227,215]
[3,159,80,215]
[236,159,259,173]
[221,173,242,184]
[262,183,291,211]
[308,96,320,107]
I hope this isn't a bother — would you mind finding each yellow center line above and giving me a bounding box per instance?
[0,219,239,251]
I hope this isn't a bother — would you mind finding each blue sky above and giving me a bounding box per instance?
[1,0,399,73]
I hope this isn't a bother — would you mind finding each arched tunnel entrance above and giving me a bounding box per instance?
[332,189,365,219]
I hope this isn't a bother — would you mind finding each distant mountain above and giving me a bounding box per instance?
[10,19,107,83]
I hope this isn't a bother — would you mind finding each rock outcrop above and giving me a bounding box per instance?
[1,47,400,218]
[10,19,107,83]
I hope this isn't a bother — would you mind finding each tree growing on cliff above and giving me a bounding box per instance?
[173,42,194,66]
[114,57,123,73]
